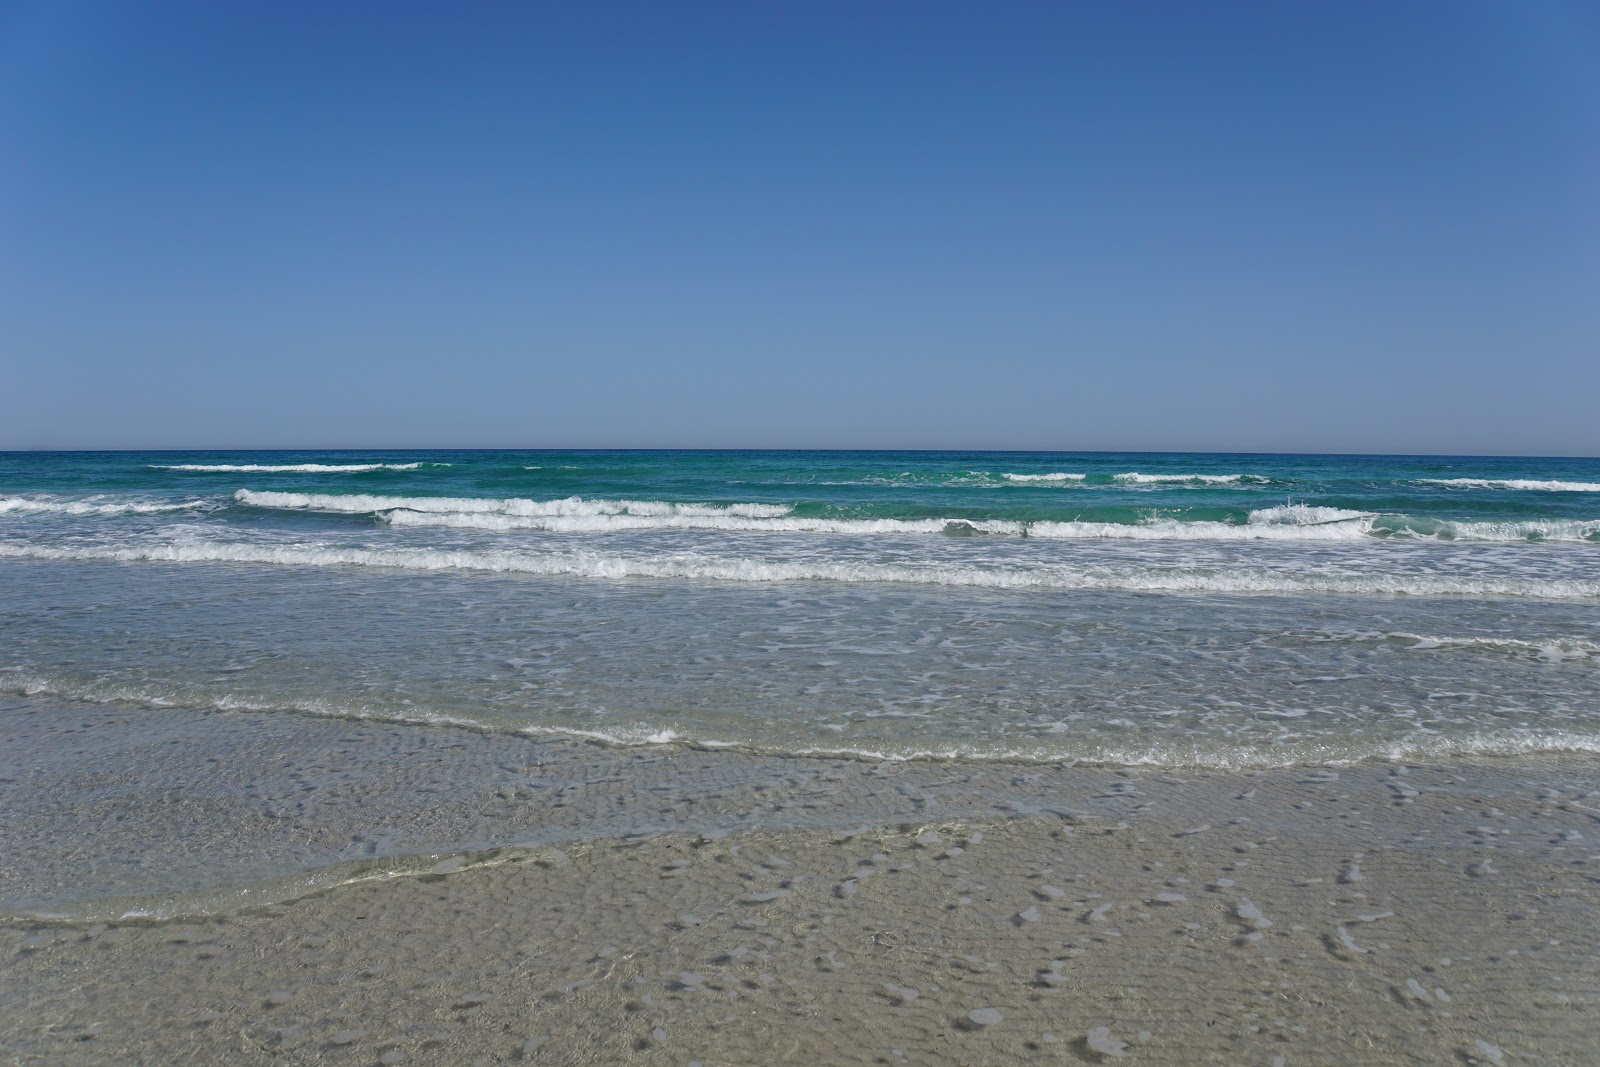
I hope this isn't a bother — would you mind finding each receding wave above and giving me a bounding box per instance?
[236,489,792,518]
[155,462,437,473]
[1417,478,1600,493]
[0,495,213,516]
[7,673,1600,782]
[3,539,1597,599]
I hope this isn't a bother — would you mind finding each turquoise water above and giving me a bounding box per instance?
[2,449,1598,765]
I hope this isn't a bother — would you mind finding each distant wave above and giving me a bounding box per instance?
[999,472,1087,483]
[235,490,792,518]
[1112,472,1268,485]
[1416,478,1600,493]
[2,540,1596,599]
[382,508,1375,540]
[154,462,438,473]
[785,471,1271,488]
[0,495,212,516]
[382,509,1377,540]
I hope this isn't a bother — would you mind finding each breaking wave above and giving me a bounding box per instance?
[1417,478,1600,493]
[0,495,213,516]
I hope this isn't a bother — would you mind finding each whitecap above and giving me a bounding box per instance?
[1417,478,1600,493]
[0,495,214,516]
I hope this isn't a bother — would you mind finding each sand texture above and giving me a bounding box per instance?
[4,733,1599,1065]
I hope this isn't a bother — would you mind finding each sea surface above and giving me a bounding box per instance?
[3,450,1598,770]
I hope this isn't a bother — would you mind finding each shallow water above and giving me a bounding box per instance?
[3,449,1598,769]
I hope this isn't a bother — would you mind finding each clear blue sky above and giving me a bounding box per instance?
[3,1,1597,454]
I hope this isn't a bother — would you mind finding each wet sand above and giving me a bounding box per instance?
[3,701,1599,1064]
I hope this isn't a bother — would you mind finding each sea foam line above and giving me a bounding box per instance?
[156,462,437,472]
[1417,478,1600,493]
[2,540,1597,599]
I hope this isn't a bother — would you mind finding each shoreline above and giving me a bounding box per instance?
[4,698,1599,1063]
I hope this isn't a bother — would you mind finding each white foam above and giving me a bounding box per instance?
[1113,472,1266,484]
[382,506,1376,540]
[1418,478,1600,493]
[999,472,1087,483]
[381,509,1030,536]
[0,496,212,516]
[155,463,434,472]
[236,490,792,519]
[1248,504,1374,525]
[1030,516,1372,541]
[3,539,1597,600]
[374,501,1596,542]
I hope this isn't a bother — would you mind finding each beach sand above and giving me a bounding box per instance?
[3,700,1598,1064]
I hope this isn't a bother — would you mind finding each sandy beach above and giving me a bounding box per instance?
[4,699,1597,1065]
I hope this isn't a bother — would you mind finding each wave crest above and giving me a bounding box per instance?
[235,490,792,519]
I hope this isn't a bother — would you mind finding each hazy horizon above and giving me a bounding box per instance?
[5,445,1600,460]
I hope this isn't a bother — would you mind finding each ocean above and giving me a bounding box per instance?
[3,448,1596,773]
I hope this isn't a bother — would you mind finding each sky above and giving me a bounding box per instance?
[2,1,1597,454]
